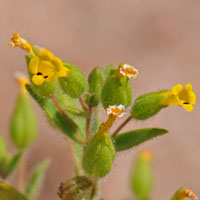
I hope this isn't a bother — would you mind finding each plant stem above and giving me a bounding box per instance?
[112,115,132,137]
[51,96,84,144]
[86,105,93,140]
[65,137,82,175]
[18,153,26,192]
[79,97,88,111]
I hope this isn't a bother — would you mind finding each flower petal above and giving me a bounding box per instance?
[29,56,40,74]
[57,65,68,77]
[39,48,54,61]
[32,75,44,86]
[182,103,193,112]
[172,84,183,95]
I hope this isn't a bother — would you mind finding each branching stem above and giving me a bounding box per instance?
[112,115,132,137]
[79,97,88,111]
[51,96,84,144]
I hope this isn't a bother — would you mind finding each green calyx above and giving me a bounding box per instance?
[88,66,104,106]
[10,91,37,149]
[59,62,87,98]
[131,153,153,200]
[82,133,115,178]
[131,90,168,120]
[101,69,132,109]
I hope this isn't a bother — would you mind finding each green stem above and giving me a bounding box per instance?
[86,105,93,140]
[18,153,26,192]
[112,115,132,137]
[51,96,85,144]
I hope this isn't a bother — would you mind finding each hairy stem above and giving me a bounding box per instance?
[112,115,132,137]
[86,105,93,140]
[51,96,84,144]
[79,97,88,111]
[65,137,82,175]
[18,153,26,192]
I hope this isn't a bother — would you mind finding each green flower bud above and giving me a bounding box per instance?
[88,66,104,106]
[82,133,115,178]
[131,151,153,200]
[131,90,168,120]
[101,69,132,109]
[10,91,37,149]
[58,176,94,200]
[59,62,87,98]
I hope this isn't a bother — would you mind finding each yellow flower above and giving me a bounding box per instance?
[9,32,33,53]
[29,48,68,85]
[98,105,125,135]
[119,63,139,79]
[163,83,196,112]
[183,189,198,200]
[106,104,125,118]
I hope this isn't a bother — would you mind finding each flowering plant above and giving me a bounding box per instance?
[0,32,197,200]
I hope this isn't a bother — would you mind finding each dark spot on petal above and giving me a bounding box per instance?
[183,102,189,104]
[44,76,48,79]
[37,72,42,75]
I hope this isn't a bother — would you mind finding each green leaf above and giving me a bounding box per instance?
[26,84,84,142]
[113,128,168,151]
[0,181,29,200]
[25,159,50,199]
[5,152,22,177]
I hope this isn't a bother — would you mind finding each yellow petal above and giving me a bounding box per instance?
[39,48,54,61]
[32,75,44,86]
[38,61,56,77]
[162,92,180,105]
[172,84,183,95]
[29,56,40,74]
[45,73,57,83]
[57,65,68,77]
[185,83,192,91]
[182,103,193,112]
[51,57,62,68]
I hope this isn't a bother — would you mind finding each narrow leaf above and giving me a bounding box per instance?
[113,128,168,151]
[5,152,22,176]
[0,181,29,200]
[26,84,84,142]
[25,159,50,199]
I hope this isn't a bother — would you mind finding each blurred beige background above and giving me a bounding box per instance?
[1,0,200,199]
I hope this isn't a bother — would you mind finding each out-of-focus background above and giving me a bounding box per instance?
[1,0,200,199]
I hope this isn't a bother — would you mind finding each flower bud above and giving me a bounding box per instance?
[131,151,153,200]
[88,66,104,106]
[101,69,132,109]
[10,91,37,149]
[82,133,115,178]
[131,91,168,120]
[58,176,94,200]
[59,62,87,98]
